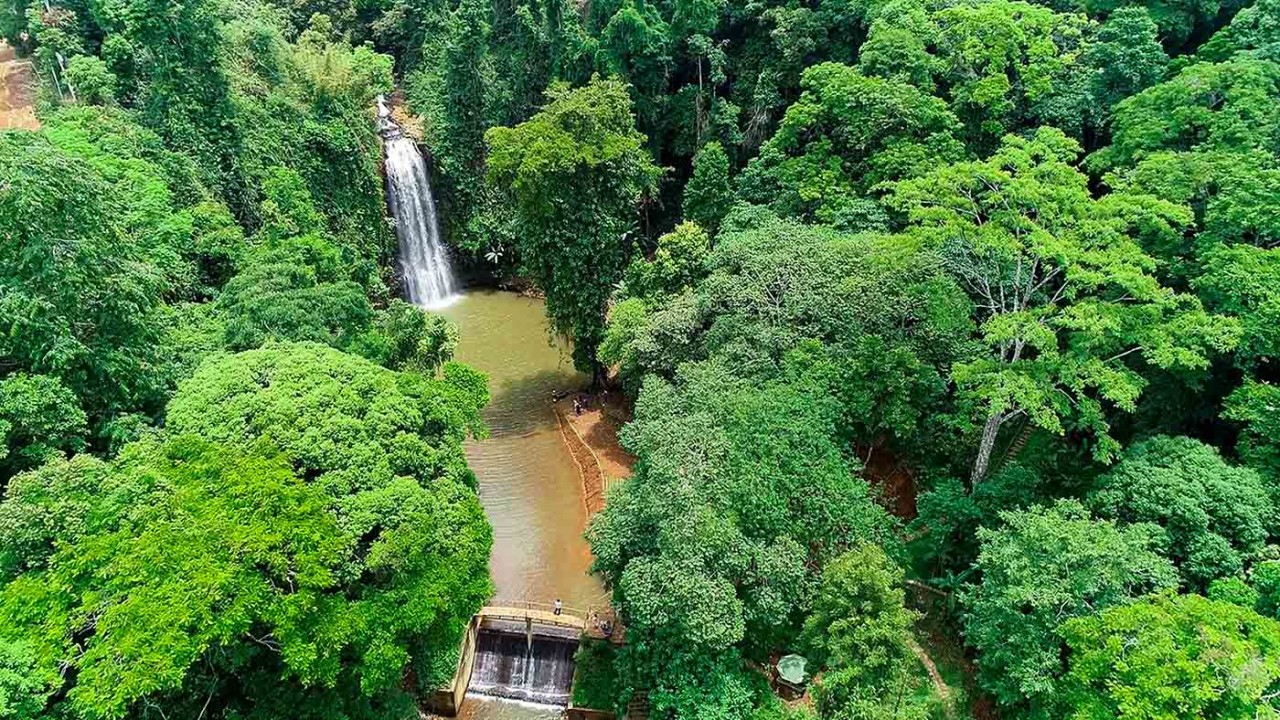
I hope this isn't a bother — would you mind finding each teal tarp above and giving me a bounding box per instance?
[777,654,808,684]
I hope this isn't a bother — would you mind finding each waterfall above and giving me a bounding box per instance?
[468,628,578,706]
[379,96,460,309]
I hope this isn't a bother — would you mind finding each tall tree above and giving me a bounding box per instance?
[487,77,660,379]
[962,500,1179,716]
[887,128,1238,483]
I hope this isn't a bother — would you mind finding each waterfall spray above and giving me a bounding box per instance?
[379,96,461,308]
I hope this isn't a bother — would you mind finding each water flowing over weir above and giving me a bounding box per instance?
[378,96,460,308]
[468,623,578,706]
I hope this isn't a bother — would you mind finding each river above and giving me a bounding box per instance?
[439,291,606,720]
[442,290,605,610]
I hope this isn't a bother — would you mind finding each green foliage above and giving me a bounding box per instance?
[0,374,86,484]
[1086,0,1244,50]
[1199,0,1280,61]
[620,221,711,306]
[889,128,1238,481]
[572,639,624,711]
[433,0,494,251]
[739,62,963,228]
[64,54,118,105]
[1089,435,1274,588]
[588,358,892,715]
[0,344,494,718]
[0,432,489,718]
[216,236,374,351]
[0,639,53,720]
[1257,559,1280,617]
[608,209,973,452]
[802,545,926,719]
[1210,576,1263,608]
[1225,380,1280,489]
[0,131,174,429]
[1085,8,1169,115]
[912,463,1048,575]
[2,437,346,717]
[349,299,460,373]
[112,0,252,213]
[1196,244,1280,365]
[165,343,489,490]
[962,500,1179,716]
[682,141,733,234]
[862,0,1094,147]
[1059,593,1280,718]
[1095,58,1280,171]
[487,77,660,375]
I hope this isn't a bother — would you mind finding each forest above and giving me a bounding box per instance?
[3,0,1280,713]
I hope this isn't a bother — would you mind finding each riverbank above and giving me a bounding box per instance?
[554,392,634,516]
[0,43,39,131]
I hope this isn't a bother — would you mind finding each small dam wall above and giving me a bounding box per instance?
[423,616,481,715]
[468,619,579,705]
[425,605,600,716]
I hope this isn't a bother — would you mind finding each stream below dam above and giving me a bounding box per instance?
[439,290,607,720]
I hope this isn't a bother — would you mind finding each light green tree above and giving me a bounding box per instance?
[801,544,928,719]
[1059,593,1280,719]
[0,374,86,485]
[888,128,1238,483]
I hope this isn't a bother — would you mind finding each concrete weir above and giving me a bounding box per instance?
[424,605,590,716]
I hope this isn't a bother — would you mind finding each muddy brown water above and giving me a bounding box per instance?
[440,290,606,720]
[440,290,606,611]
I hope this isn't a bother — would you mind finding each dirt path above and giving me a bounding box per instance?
[0,42,39,131]
[555,392,634,516]
[909,638,955,717]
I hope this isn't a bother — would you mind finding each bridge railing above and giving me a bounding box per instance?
[480,600,624,642]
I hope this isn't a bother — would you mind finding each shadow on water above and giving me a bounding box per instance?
[483,369,573,439]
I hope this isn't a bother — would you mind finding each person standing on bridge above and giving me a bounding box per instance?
[554,598,563,615]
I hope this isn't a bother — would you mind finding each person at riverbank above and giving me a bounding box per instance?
[554,598,563,615]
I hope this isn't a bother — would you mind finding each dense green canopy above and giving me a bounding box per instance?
[9,0,1280,715]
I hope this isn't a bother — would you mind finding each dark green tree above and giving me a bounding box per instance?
[1084,7,1169,118]
[487,77,660,379]
[0,132,173,430]
[681,140,733,234]
[738,62,963,229]
[1088,435,1274,588]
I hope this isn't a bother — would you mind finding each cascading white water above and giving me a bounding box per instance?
[468,628,578,707]
[379,96,461,308]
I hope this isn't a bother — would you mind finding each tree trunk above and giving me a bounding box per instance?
[970,412,1004,485]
